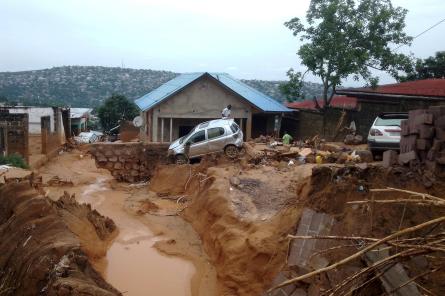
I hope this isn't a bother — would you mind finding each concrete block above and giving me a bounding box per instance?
[290,289,307,296]
[418,125,434,139]
[436,128,445,141]
[401,119,409,136]
[382,150,398,168]
[416,139,431,150]
[398,151,417,165]
[288,208,334,268]
[365,246,421,296]
[414,113,433,125]
[435,115,445,128]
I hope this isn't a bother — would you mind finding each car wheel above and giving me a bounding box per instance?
[175,154,188,165]
[225,145,238,159]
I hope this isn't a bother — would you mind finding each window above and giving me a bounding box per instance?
[207,127,225,139]
[188,130,206,144]
[375,118,403,127]
[230,123,239,133]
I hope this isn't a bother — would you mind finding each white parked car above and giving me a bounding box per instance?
[367,112,408,156]
[168,119,244,164]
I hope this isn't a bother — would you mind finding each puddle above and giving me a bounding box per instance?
[80,177,195,296]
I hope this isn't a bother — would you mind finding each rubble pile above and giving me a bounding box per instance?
[387,106,445,176]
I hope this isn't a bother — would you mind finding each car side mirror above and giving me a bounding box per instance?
[185,141,191,146]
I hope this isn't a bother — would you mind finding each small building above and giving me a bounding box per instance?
[70,108,93,136]
[336,79,445,136]
[0,106,70,167]
[135,72,292,142]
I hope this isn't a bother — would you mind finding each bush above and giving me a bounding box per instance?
[0,153,29,169]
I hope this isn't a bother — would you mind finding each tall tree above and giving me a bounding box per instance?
[400,51,445,81]
[282,0,412,107]
[97,94,139,131]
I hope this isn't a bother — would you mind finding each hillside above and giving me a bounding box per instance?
[0,66,324,107]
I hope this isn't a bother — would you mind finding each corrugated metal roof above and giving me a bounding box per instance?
[135,72,291,112]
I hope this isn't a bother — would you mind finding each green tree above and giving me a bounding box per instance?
[97,94,139,131]
[400,51,445,81]
[284,0,413,108]
[279,69,303,102]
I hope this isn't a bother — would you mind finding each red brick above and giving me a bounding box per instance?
[383,150,398,168]
[398,151,417,165]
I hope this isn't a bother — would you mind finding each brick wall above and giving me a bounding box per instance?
[89,142,170,182]
[297,108,357,141]
[0,112,29,163]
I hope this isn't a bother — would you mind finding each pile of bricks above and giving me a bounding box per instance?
[384,106,445,175]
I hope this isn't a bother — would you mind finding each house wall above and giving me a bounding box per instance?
[0,112,29,163]
[296,108,358,141]
[8,107,56,134]
[143,76,256,142]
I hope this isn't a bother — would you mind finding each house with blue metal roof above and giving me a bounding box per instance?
[135,72,292,142]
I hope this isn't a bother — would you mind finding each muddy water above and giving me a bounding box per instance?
[40,152,196,296]
[78,176,195,296]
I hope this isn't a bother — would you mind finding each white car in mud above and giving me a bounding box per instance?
[168,119,244,164]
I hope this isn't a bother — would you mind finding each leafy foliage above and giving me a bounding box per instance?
[279,69,303,102]
[97,94,139,132]
[284,0,413,108]
[400,51,445,81]
[0,153,28,169]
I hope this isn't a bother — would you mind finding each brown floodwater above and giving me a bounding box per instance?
[78,176,195,296]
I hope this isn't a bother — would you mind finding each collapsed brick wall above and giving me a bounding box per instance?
[0,112,29,163]
[89,142,170,182]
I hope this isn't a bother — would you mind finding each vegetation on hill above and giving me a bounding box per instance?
[97,94,139,131]
[0,66,324,107]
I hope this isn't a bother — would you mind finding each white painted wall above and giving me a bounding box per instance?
[8,107,55,134]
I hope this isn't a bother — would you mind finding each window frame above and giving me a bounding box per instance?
[207,127,226,140]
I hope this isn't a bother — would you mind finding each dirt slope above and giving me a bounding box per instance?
[0,182,120,296]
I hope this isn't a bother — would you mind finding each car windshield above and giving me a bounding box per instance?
[179,128,196,144]
[375,117,404,127]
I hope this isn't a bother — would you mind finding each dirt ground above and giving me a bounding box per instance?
[2,144,444,296]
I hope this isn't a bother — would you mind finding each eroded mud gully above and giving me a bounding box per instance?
[35,149,213,296]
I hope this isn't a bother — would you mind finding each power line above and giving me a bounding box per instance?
[395,17,445,51]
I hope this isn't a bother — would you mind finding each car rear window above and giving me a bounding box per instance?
[230,123,239,133]
[207,127,225,139]
[375,117,404,127]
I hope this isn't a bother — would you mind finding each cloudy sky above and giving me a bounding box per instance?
[1,0,444,84]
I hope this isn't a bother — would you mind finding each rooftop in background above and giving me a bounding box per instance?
[286,96,358,111]
[70,108,93,119]
[337,79,445,99]
[135,72,291,113]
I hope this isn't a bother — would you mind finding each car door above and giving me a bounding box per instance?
[207,127,226,153]
[186,130,208,157]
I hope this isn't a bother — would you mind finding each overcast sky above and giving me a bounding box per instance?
[1,0,444,84]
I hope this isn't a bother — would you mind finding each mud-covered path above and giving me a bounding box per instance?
[37,149,199,296]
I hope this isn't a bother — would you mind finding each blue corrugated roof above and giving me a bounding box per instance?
[135,72,291,112]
